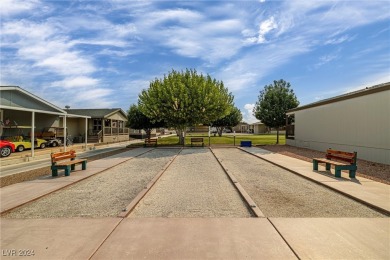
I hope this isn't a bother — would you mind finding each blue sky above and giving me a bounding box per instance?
[1,0,389,123]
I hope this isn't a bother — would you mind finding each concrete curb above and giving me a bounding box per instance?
[210,147,265,218]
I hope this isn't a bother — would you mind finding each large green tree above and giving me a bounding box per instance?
[253,79,299,144]
[127,104,165,139]
[138,69,233,144]
[211,107,242,137]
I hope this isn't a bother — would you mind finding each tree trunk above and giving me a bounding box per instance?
[145,129,151,139]
[176,128,186,145]
[276,127,279,144]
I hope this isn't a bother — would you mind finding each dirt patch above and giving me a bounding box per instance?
[260,145,390,185]
[0,148,132,188]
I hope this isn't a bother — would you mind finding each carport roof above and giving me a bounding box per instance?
[0,86,90,118]
[0,86,66,115]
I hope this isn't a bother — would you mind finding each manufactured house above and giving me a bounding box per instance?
[66,109,129,143]
[286,82,390,164]
[248,122,267,134]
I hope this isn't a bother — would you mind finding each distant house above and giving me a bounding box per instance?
[65,108,129,143]
[233,122,249,133]
[286,82,390,164]
[249,122,267,134]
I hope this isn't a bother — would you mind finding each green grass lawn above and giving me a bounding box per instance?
[131,133,285,146]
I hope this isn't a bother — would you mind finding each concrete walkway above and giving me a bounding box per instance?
[1,147,389,259]
[0,139,143,177]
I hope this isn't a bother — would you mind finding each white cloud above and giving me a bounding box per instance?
[325,35,353,45]
[51,76,100,89]
[0,0,41,16]
[242,103,257,124]
[257,16,278,43]
[35,52,96,76]
[313,53,339,69]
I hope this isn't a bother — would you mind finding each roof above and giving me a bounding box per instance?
[0,86,66,115]
[287,82,390,114]
[250,121,264,125]
[66,108,126,118]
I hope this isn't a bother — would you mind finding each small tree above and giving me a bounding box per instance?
[253,79,299,144]
[127,104,164,139]
[138,69,234,144]
[211,107,242,136]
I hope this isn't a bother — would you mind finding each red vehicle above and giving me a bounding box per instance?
[0,140,15,157]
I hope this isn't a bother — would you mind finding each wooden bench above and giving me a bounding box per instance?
[144,138,157,147]
[313,149,357,178]
[51,150,87,177]
[191,137,204,147]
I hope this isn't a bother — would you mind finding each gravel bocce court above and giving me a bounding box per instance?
[2,147,386,219]
[2,149,181,218]
[130,149,252,218]
[212,148,385,218]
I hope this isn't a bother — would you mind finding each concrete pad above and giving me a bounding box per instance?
[92,218,297,259]
[326,181,390,211]
[0,182,73,213]
[0,218,120,259]
[0,168,105,213]
[270,218,390,260]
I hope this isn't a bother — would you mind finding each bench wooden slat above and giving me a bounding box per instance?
[144,138,157,147]
[56,159,87,166]
[191,137,204,147]
[313,158,350,166]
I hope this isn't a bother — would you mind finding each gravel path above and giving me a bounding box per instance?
[130,149,252,218]
[212,148,385,218]
[3,149,180,218]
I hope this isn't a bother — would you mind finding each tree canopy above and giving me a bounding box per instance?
[253,79,299,143]
[127,104,164,139]
[211,106,242,136]
[138,69,234,144]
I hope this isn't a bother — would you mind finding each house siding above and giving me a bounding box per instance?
[287,89,390,164]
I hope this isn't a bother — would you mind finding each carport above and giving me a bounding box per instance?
[0,86,90,158]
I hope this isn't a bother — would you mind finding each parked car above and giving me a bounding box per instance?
[0,140,15,157]
[4,136,48,152]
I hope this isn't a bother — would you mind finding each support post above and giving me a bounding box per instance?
[31,111,35,158]
[85,117,88,150]
[64,115,67,152]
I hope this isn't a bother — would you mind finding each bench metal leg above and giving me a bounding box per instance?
[71,164,75,171]
[52,169,58,177]
[334,168,342,178]
[349,170,356,178]
[82,161,87,170]
[325,163,331,171]
[313,160,318,171]
[64,166,71,176]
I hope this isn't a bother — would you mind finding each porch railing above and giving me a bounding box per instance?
[103,127,129,136]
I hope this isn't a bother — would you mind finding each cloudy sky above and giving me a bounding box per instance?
[1,0,389,123]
